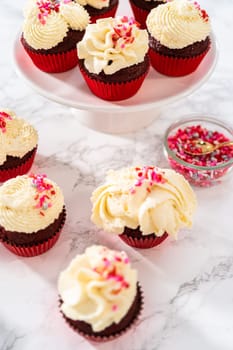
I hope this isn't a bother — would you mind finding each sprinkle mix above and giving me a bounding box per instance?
[193,1,209,22]
[112,16,140,49]
[93,250,130,311]
[130,166,166,194]
[0,111,12,133]
[29,174,56,216]
[167,125,233,186]
[36,0,71,25]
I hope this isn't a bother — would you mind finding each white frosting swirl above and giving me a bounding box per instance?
[0,109,38,166]
[77,17,149,74]
[58,245,137,332]
[0,174,64,233]
[23,0,90,50]
[74,0,109,10]
[91,166,197,238]
[146,0,211,49]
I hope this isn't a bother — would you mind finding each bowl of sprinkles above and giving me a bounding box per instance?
[164,116,233,187]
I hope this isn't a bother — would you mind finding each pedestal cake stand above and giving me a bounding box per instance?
[13,3,217,134]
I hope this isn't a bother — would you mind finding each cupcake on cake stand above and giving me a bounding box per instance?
[13,2,217,134]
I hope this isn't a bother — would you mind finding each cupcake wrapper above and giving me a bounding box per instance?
[79,66,149,101]
[22,41,78,73]
[149,47,210,77]
[1,208,66,257]
[129,1,148,29]
[90,4,118,23]
[60,283,143,342]
[0,147,37,183]
[119,232,168,249]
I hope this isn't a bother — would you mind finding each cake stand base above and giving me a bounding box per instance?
[71,107,160,134]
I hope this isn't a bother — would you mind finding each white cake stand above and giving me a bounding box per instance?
[13,3,217,133]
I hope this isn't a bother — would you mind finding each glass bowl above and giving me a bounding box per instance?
[163,115,233,187]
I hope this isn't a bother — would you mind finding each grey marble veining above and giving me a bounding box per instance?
[1,1,233,350]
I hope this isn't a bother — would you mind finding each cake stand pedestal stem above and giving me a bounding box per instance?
[70,107,160,134]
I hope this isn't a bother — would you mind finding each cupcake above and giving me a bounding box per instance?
[91,166,197,249]
[58,245,143,341]
[129,0,166,29]
[74,0,119,23]
[77,16,149,101]
[0,109,38,183]
[21,0,90,73]
[0,174,66,257]
[146,0,211,76]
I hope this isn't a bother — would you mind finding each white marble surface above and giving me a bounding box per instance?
[1,1,233,349]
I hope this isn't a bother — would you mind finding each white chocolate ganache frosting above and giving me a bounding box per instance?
[146,0,211,49]
[58,245,137,332]
[74,0,110,10]
[0,174,64,233]
[23,0,90,50]
[0,109,38,166]
[91,166,197,237]
[77,16,149,74]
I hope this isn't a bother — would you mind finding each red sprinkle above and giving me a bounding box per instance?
[0,111,12,133]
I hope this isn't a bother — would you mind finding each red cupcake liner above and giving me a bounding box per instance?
[0,147,37,183]
[149,47,210,77]
[60,283,143,342]
[119,232,168,249]
[90,3,118,23]
[1,209,66,257]
[22,40,78,73]
[129,1,148,29]
[79,66,149,101]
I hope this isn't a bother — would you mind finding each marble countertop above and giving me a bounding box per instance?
[1,1,233,349]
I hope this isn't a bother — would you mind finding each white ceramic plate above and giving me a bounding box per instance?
[13,34,217,114]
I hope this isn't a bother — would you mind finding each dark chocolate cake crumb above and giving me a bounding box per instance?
[0,207,66,245]
[79,54,150,83]
[130,0,165,11]
[0,147,37,171]
[21,29,85,55]
[149,35,211,58]
[60,283,143,338]
[83,0,118,16]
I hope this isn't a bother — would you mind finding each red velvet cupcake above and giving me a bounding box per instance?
[146,0,211,76]
[129,0,166,29]
[21,0,90,73]
[77,16,149,101]
[74,0,119,23]
[0,109,38,183]
[58,245,143,341]
[0,174,66,257]
[91,166,197,249]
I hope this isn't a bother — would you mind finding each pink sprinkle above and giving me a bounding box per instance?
[103,257,111,267]
[124,257,129,264]
[135,179,143,187]
[112,304,118,312]
[115,275,123,282]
